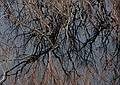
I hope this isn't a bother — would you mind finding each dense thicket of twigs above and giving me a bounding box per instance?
[0,0,120,85]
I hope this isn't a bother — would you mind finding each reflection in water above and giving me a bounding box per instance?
[0,0,120,85]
